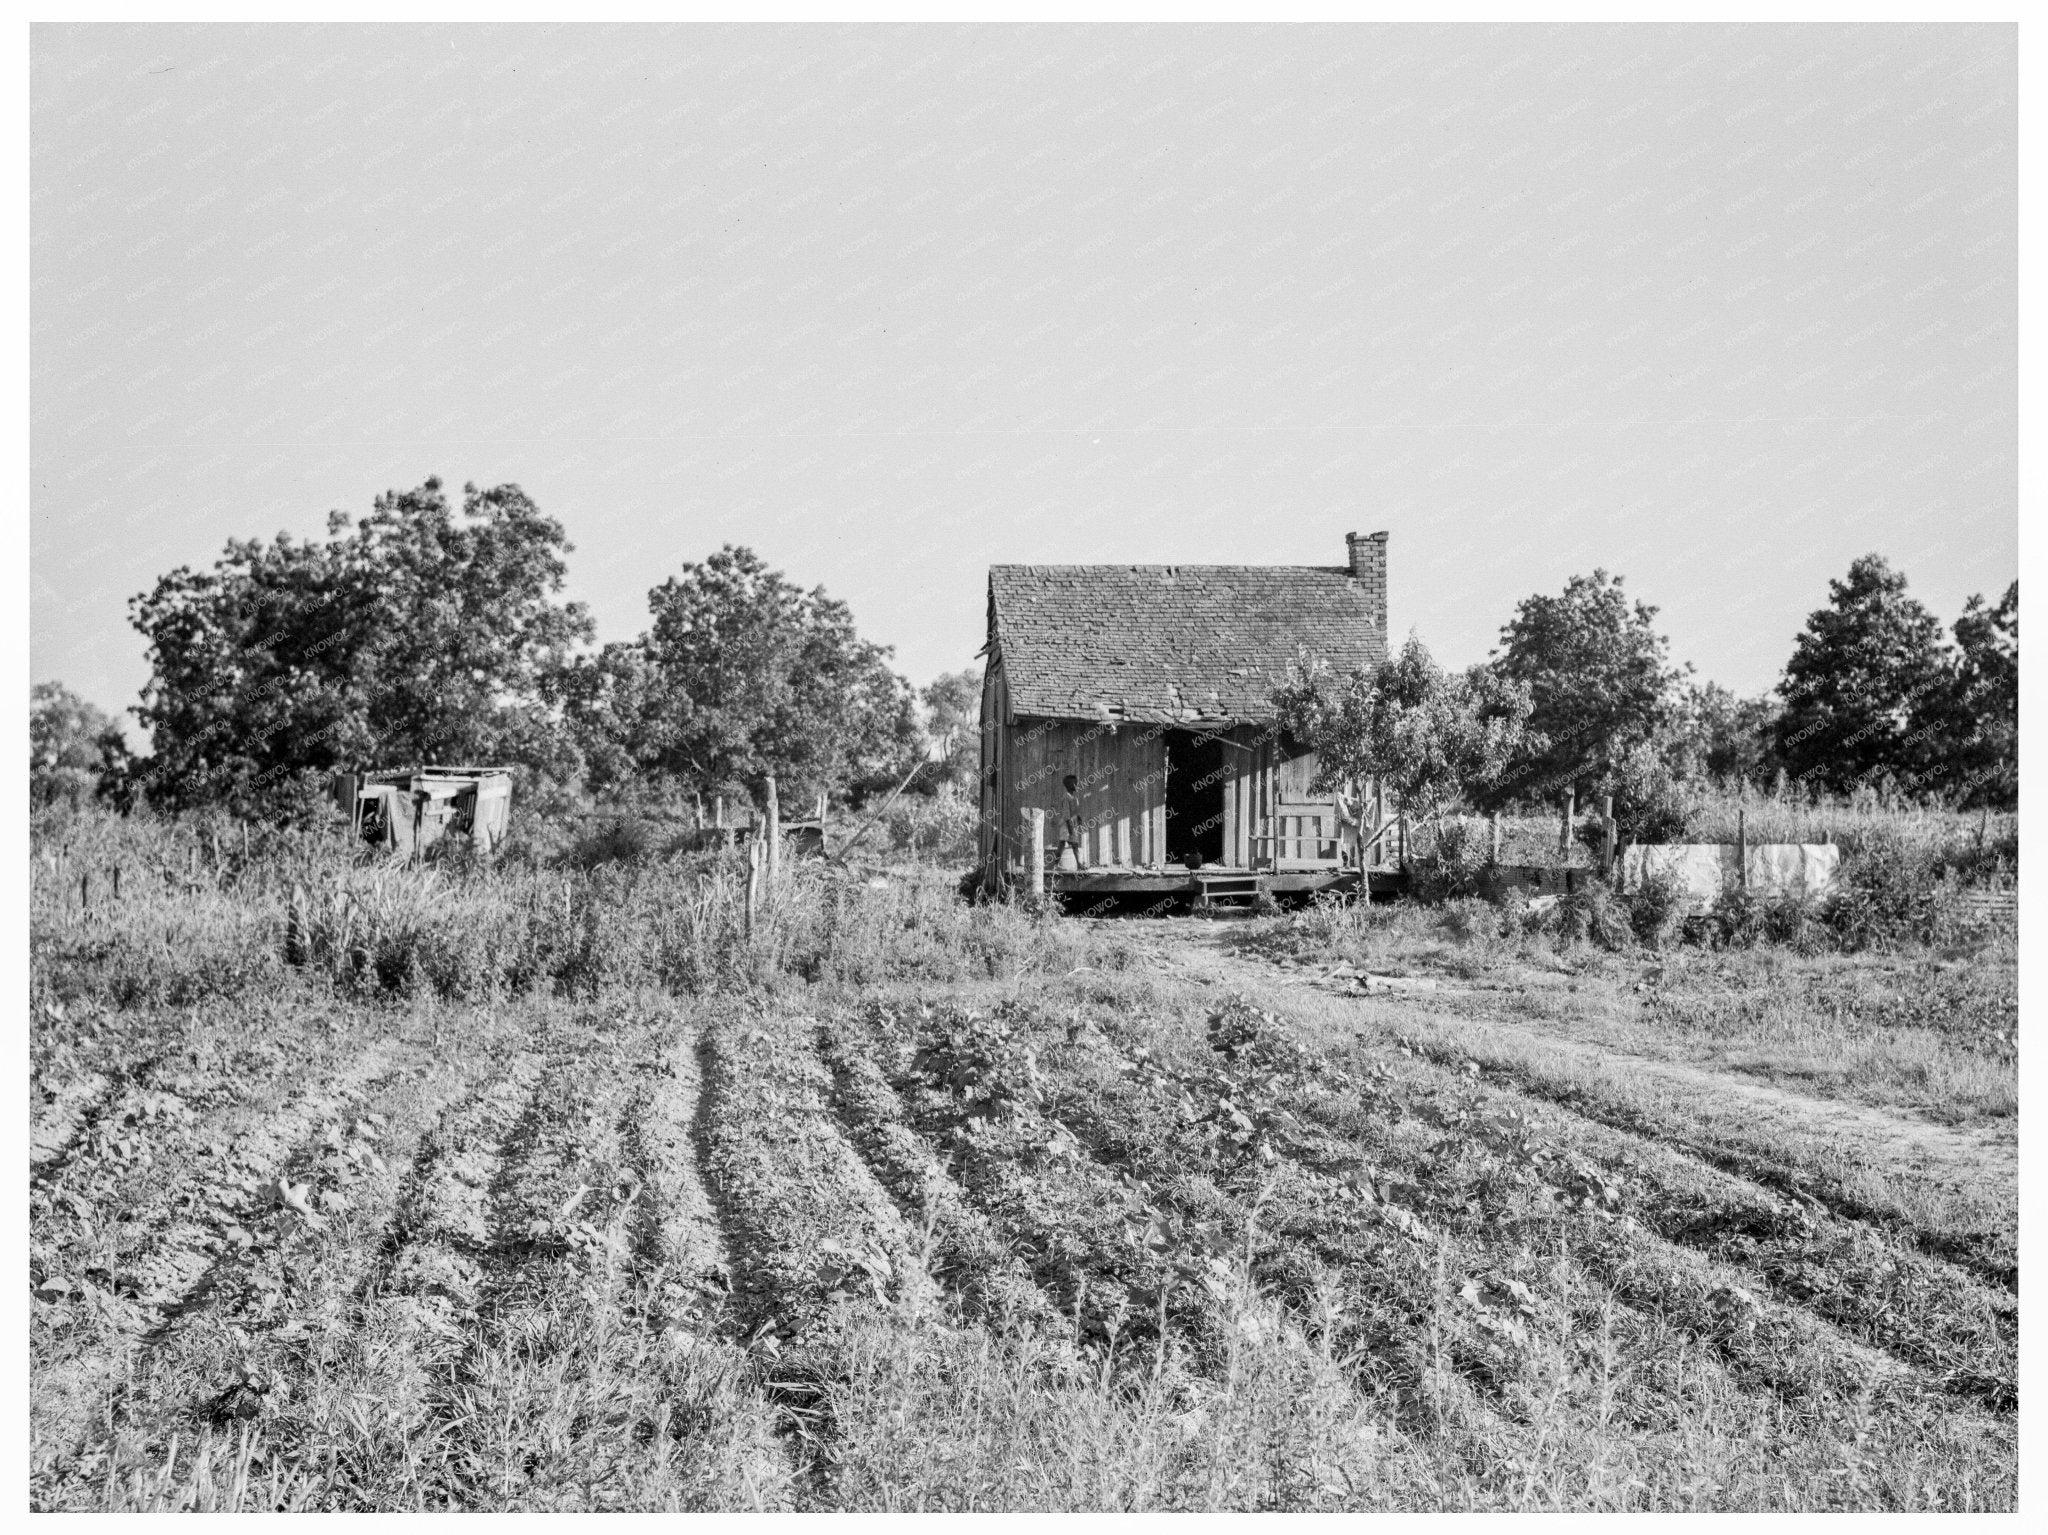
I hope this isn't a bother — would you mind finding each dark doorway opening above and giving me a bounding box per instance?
[1164,730,1227,868]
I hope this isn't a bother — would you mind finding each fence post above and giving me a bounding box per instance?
[1397,813,1407,872]
[113,864,122,902]
[1601,795,1615,877]
[1372,782,1386,868]
[1489,811,1501,865]
[80,871,91,915]
[765,774,780,890]
[1027,808,1046,899]
[744,838,760,940]
[1559,791,1574,859]
[1736,808,1747,890]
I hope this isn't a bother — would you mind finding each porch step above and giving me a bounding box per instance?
[1191,873,1262,909]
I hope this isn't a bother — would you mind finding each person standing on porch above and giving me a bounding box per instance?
[1058,774,1086,871]
[1334,781,1368,868]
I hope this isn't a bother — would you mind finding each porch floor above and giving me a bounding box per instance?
[1042,866,1406,898]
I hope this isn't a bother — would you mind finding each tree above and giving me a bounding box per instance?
[1272,636,1536,827]
[1489,569,1687,804]
[557,640,658,802]
[1926,579,2017,806]
[1772,554,1951,796]
[568,545,919,808]
[29,682,128,808]
[919,666,983,794]
[1664,681,1780,787]
[128,478,591,813]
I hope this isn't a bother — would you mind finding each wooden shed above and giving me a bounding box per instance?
[332,766,513,856]
[978,533,1396,905]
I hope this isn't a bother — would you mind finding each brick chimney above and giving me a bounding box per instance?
[1346,530,1389,658]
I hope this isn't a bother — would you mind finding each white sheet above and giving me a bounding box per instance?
[1620,843,1839,908]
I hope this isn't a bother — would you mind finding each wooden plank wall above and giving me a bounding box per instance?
[984,714,1333,874]
[1222,726,1261,868]
[1222,727,1328,868]
[978,659,1008,872]
[995,715,1169,871]
[1077,720,1169,869]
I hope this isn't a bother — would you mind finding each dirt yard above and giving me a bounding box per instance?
[29,871,2017,1511]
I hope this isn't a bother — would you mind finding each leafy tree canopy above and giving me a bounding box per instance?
[920,666,983,794]
[566,545,918,808]
[30,682,129,809]
[1490,569,1688,804]
[1773,554,1951,796]
[1663,681,1780,788]
[1925,578,2017,807]
[128,478,591,813]
[1272,635,1537,826]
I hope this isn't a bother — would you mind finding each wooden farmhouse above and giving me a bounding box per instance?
[978,532,1397,905]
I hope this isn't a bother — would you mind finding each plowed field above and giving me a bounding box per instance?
[30,919,2016,1510]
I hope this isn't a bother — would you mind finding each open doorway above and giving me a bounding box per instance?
[1164,730,1227,868]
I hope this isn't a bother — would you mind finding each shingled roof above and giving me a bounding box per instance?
[987,559,1388,723]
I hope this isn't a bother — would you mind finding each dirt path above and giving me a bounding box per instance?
[1132,921,2017,1209]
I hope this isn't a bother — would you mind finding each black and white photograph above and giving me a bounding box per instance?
[26,16,2021,1512]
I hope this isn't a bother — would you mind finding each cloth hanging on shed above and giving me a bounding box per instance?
[1621,843,1840,909]
[355,784,414,854]
[1743,843,1839,900]
[1620,845,1736,912]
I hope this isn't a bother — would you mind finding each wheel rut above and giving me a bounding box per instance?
[619,1012,740,1332]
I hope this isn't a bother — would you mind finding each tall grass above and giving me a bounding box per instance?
[29,806,1125,1011]
[1396,780,2017,954]
[1678,783,2016,874]
[1418,787,2016,878]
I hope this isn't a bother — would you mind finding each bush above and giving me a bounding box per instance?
[1609,742,1701,844]
[1762,892,1829,952]
[1707,884,1768,949]
[1442,896,1512,945]
[878,783,978,864]
[1551,878,1636,951]
[1407,816,1493,902]
[1621,869,1688,949]
[564,815,655,870]
[1824,823,1944,949]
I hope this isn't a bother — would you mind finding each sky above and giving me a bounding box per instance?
[31,23,2016,736]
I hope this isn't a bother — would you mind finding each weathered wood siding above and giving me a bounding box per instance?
[989,715,1169,872]
[1219,726,1326,868]
[978,657,1010,871]
[980,705,1347,877]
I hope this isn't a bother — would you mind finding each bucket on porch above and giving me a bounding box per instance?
[1057,843,1079,873]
